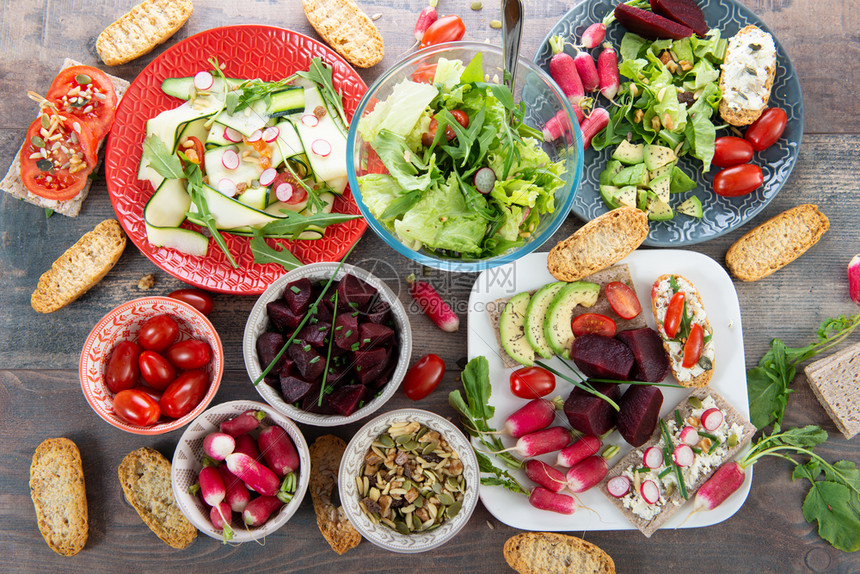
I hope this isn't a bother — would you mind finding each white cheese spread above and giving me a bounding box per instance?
[653,276,715,383]
[721,27,776,113]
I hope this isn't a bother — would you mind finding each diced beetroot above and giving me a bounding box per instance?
[283,278,312,315]
[328,384,368,416]
[311,300,333,323]
[616,328,670,382]
[571,333,634,380]
[278,356,297,381]
[650,0,708,36]
[298,321,331,347]
[338,274,377,311]
[358,323,395,349]
[288,341,325,380]
[354,347,390,385]
[302,390,336,414]
[256,332,284,375]
[334,313,359,350]
[614,3,695,40]
[280,375,317,403]
[616,385,664,447]
[367,299,392,323]
[266,299,302,331]
[323,362,354,386]
[563,382,621,436]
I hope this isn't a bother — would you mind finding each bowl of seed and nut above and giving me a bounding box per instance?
[338,408,479,553]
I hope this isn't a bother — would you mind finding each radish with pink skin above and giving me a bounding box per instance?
[243,495,284,526]
[673,444,695,467]
[203,432,235,461]
[406,274,459,332]
[580,22,606,49]
[597,43,620,100]
[413,5,438,42]
[218,464,251,513]
[694,461,747,512]
[643,446,664,469]
[579,107,610,150]
[198,466,226,507]
[258,424,300,477]
[524,459,567,493]
[503,426,572,458]
[640,479,660,504]
[233,433,262,460]
[220,409,266,437]
[700,408,724,431]
[225,452,281,497]
[679,425,700,446]
[542,107,583,143]
[548,36,584,104]
[566,455,609,493]
[529,486,577,515]
[504,397,561,439]
[850,255,860,305]
[606,475,631,498]
[574,51,599,92]
[210,501,233,531]
[556,435,601,468]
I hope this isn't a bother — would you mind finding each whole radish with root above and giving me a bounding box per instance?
[548,35,585,105]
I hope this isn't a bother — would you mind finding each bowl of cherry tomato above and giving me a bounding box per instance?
[80,296,224,435]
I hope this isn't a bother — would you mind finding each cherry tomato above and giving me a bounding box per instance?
[179,136,205,169]
[605,281,642,319]
[166,339,212,370]
[402,354,446,400]
[572,313,617,337]
[509,366,556,399]
[682,323,704,368]
[104,340,142,394]
[421,110,469,147]
[420,15,465,48]
[168,289,214,316]
[713,164,763,197]
[663,292,686,339]
[745,107,788,152]
[131,384,163,403]
[113,389,161,427]
[712,136,754,168]
[138,314,180,352]
[411,62,438,83]
[138,350,177,390]
[270,172,308,205]
[160,369,210,419]
[45,65,118,140]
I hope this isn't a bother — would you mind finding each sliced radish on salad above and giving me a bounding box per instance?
[643,446,663,469]
[473,166,496,194]
[606,475,631,498]
[311,139,331,157]
[247,129,262,143]
[223,126,243,143]
[275,182,294,202]
[218,178,238,196]
[262,126,280,143]
[301,114,319,127]
[221,149,240,170]
[259,168,277,187]
[193,71,214,91]
[701,408,724,431]
[679,425,700,446]
[673,444,695,467]
[640,479,660,504]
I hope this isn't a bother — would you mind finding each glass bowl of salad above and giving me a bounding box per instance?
[347,42,583,272]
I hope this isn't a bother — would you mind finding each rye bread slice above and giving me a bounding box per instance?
[309,435,362,554]
[601,388,756,537]
[504,532,616,574]
[804,342,860,439]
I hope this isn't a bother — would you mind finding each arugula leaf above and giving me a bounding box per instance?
[380,190,421,221]
[476,452,528,495]
[256,211,361,239]
[142,135,184,180]
[248,232,304,271]
[182,160,238,268]
[297,57,348,128]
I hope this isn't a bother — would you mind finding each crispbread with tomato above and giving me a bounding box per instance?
[0,59,128,216]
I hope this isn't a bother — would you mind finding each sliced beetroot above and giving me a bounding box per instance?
[267,299,302,331]
[311,300,333,323]
[616,328,670,382]
[563,382,621,436]
[650,0,708,36]
[256,332,285,374]
[288,341,325,381]
[298,321,331,347]
[571,333,635,380]
[328,384,368,416]
[323,362,354,386]
[283,278,312,315]
[280,375,316,403]
[334,313,359,350]
[302,390,336,414]
[277,356,296,379]
[358,322,395,349]
[367,299,392,323]
[614,3,695,40]
[616,385,664,447]
[354,347,390,385]
[337,274,377,311]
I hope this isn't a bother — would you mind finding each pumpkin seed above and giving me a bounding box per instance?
[471,1,483,9]
[75,73,92,85]
[414,494,425,508]
[412,513,423,530]
[395,520,410,535]
[416,426,429,440]
[432,482,443,494]
[490,19,502,28]
[728,434,738,447]
[395,433,411,445]
[30,136,45,148]
[447,476,460,491]
[438,492,455,506]
[40,114,51,129]
[422,442,436,455]
[378,434,395,448]
[36,159,53,172]
[403,440,419,451]
[688,396,703,409]
[447,501,462,518]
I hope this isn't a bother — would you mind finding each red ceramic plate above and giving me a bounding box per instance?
[105,26,368,294]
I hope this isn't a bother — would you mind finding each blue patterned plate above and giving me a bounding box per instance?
[534,0,803,246]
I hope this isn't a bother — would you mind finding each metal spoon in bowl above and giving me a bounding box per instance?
[501,0,524,92]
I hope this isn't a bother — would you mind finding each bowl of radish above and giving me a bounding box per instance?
[171,400,310,543]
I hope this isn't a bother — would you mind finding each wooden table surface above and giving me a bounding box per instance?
[1,0,858,572]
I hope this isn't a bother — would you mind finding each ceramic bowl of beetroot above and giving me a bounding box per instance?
[243,262,413,427]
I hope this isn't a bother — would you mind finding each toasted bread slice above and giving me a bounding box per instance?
[651,274,714,387]
[719,25,777,126]
[118,447,197,549]
[96,0,193,66]
[29,438,88,556]
[547,206,649,282]
[725,204,829,282]
[804,342,860,439]
[309,435,361,554]
[504,532,615,574]
[302,0,384,68]
[30,219,127,313]
[601,389,756,537]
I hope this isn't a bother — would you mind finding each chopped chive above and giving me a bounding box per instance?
[691,446,702,454]
[335,325,343,331]
[318,326,327,331]
[351,342,360,351]
[708,440,722,454]
[349,301,359,308]
[319,290,339,407]
[352,311,359,317]
[698,430,720,441]
[356,365,362,371]
[309,356,321,364]
[674,409,683,428]
[344,329,353,338]
[302,344,311,352]
[362,338,371,344]
[658,467,673,478]
[290,285,301,294]
[310,317,319,324]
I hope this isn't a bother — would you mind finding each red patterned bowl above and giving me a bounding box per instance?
[79,297,224,435]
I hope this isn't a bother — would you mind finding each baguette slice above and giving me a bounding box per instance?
[504,532,615,574]
[96,0,193,66]
[725,204,829,282]
[650,274,714,387]
[31,219,127,313]
[29,438,88,556]
[718,25,777,126]
[309,435,362,554]
[118,447,197,549]
[804,341,860,439]
[547,206,649,282]
[302,0,384,68]
[601,388,756,537]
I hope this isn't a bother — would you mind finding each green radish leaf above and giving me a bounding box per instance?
[460,356,493,422]
[798,477,860,552]
[746,365,790,430]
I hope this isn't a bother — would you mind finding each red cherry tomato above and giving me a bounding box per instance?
[712,136,754,168]
[422,110,470,147]
[105,340,143,394]
[682,323,704,368]
[663,292,686,339]
[166,339,212,370]
[45,65,118,140]
[571,313,617,337]
[509,366,556,399]
[178,136,205,170]
[168,289,214,316]
[420,15,465,48]
[113,389,161,427]
[402,354,446,400]
[160,369,209,419]
[411,62,438,83]
[138,350,177,390]
[138,314,180,352]
[270,172,308,205]
[131,384,163,403]
[605,281,642,319]
[745,107,788,152]
[713,164,763,197]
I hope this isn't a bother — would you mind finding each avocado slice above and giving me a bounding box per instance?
[677,195,703,218]
[612,140,645,165]
[645,194,674,221]
[600,160,624,185]
[600,185,621,210]
[524,282,565,359]
[500,292,535,366]
[670,166,697,194]
[612,163,649,188]
[615,186,638,208]
[643,144,677,171]
[648,174,672,203]
[649,161,675,181]
[544,282,600,358]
